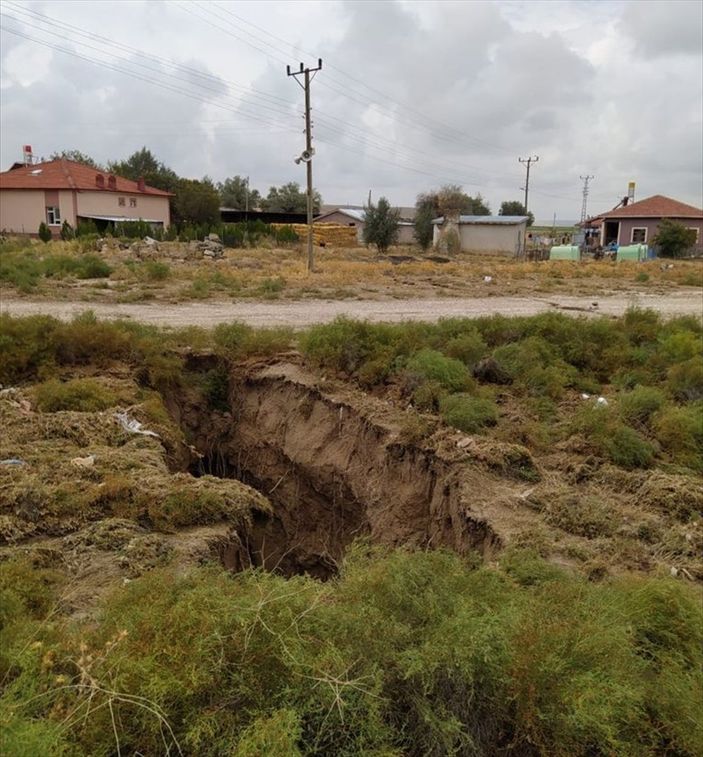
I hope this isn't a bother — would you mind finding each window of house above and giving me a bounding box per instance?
[129,197,137,208]
[118,197,126,207]
[687,227,700,243]
[46,206,61,225]
[631,227,647,243]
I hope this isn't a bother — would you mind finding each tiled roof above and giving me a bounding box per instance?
[597,195,702,219]
[0,159,172,196]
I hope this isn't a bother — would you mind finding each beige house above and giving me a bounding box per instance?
[315,206,416,245]
[0,159,172,236]
[432,215,529,256]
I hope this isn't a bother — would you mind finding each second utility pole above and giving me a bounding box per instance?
[287,59,322,273]
[518,155,539,214]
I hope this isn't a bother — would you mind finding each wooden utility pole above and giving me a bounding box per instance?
[287,59,322,272]
[518,155,539,214]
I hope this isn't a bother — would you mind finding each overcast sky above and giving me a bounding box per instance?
[1,0,701,222]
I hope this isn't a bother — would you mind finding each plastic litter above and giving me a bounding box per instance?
[580,393,591,400]
[71,454,95,468]
[483,275,493,283]
[116,412,160,438]
[0,458,26,466]
[596,397,609,406]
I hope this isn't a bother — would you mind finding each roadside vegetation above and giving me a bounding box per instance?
[1,546,701,756]
[1,234,702,302]
[1,310,701,755]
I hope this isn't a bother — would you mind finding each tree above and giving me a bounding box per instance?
[499,200,534,226]
[217,176,261,210]
[261,182,321,214]
[50,150,102,169]
[414,193,437,251]
[172,178,221,226]
[433,185,491,217]
[654,219,698,258]
[108,148,179,193]
[363,196,400,253]
[60,220,75,240]
[38,222,52,242]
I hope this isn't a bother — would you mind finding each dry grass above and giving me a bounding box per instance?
[2,236,701,303]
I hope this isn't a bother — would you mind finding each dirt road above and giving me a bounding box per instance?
[1,292,701,328]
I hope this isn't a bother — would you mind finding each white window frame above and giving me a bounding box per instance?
[687,227,700,243]
[630,227,647,243]
[118,196,126,207]
[129,197,137,208]
[46,206,61,226]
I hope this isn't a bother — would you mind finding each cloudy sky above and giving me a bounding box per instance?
[1,0,701,222]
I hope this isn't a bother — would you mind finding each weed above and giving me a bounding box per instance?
[605,426,655,469]
[545,494,616,538]
[405,349,473,393]
[618,386,666,426]
[439,394,498,433]
[33,378,118,412]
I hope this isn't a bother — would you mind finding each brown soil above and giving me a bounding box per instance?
[2,290,703,328]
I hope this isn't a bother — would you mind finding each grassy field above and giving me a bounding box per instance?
[1,309,702,755]
[1,235,702,304]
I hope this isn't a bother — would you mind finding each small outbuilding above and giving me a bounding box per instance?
[432,215,529,256]
[314,206,416,245]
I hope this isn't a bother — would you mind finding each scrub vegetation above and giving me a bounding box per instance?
[0,308,702,755]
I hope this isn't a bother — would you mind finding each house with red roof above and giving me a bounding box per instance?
[586,195,703,253]
[0,159,172,236]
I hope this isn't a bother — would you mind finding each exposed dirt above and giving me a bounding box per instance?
[2,290,703,327]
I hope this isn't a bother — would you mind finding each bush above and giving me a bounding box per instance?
[439,394,498,432]
[74,254,112,279]
[667,357,703,401]
[618,385,666,426]
[654,404,703,471]
[405,349,473,393]
[604,425,655,469]
[114,219,154,239]
[141,260,170,281]
[60,220,75,240]
[37,222,52,243]
[33,377,118,412]
[76,219,99,237]
[654,219,698,258]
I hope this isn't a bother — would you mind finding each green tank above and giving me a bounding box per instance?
[549,245,580,261]
[616,244,648,262]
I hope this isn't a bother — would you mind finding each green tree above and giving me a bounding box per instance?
[217,176,261,210]
[38,222,52,242]
[363,196,400,253]
[499,200,534,226]
[60,220,75,240]
[50,150,102,169]
[108,148,179,193]
[261,182,321,214]
[414,193,437,251]
[653,219,698,258]
[431,185,491,217]
[172,178,221,226]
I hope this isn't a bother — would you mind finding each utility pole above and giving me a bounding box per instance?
[579,174,594,223]
[287,59,322,273]
[518,155,539,214]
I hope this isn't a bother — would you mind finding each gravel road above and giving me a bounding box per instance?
[1,292,701,328]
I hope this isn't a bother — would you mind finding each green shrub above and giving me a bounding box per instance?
[604,425,655,469]
[59,220,75,240]
[667,357,703,401]
[412,379,445,411]
[405,349,473,393]
[76,219,99,237]
[37,222,52,243]
[439,394,498,432]
[114,219,154,239]
[654,404,703,471]
[141,260,170,281]
[273,225,299,245]
[618,385,666,426]
[0,251,42,292]
[33,377,118,412]
[442,330,487,369]
[74,254,112,279]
